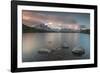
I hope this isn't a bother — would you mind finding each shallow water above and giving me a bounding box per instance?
[22,33,90,62]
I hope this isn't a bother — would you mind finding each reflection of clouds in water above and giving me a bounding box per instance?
[22,34,33,53]
[22,33,80,52]
[22,33,38,54]
[22,33,90,62]
[61,33,79,48]
[44,33,62,49]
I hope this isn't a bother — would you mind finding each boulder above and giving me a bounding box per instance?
[72,47,85,56]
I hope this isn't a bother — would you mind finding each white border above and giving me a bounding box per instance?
[17,5,94,68]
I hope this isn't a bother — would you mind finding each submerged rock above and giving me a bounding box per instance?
[38,48,51,54]
[62,43,69,48]
[72,47,85,56]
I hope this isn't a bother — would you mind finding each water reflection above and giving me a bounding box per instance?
[22,33,90,62]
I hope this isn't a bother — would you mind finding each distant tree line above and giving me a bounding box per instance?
[80,29,90,34]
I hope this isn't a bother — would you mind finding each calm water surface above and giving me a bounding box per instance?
[22,33,90,62]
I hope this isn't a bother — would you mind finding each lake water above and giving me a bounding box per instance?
[22,33,90,62]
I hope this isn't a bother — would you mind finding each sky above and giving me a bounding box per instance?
[22,10,90,28]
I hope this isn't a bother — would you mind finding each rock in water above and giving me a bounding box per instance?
[72,47,85,56]
[62,43,69,48]
[38,48,51,54]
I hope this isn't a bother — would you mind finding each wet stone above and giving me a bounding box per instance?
[72,47,85,56]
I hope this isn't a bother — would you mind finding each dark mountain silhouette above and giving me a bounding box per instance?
[80,29,90,34]
[22,24,48,33]
[22,24,90,34]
